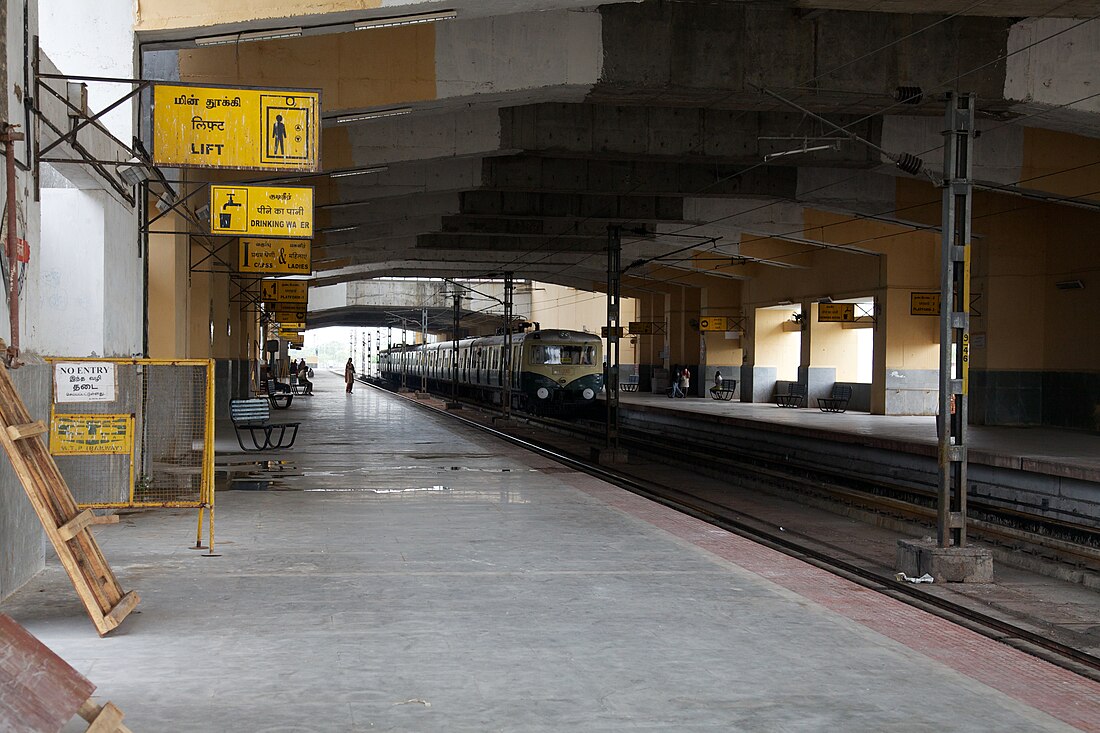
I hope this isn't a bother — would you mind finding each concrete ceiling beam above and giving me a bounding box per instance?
[459,190,684,220]
[499,104,881,165]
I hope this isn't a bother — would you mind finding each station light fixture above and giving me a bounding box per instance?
[1055,279,1085,290]
[316,225,359,234]
[354,10,457,31]
[335,108,412,124]
[329,166,388,178]
[195,27,303,46]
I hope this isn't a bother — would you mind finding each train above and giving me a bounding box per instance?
[377,327,604,413]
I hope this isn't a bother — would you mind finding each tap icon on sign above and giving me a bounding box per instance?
[222,193,242,210]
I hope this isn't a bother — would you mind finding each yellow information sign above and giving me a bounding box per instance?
[600,326,625,338]
[272,309,307,324]
[629,321,654,335]
[278,322,305,331]
[239,238,311,274]
[261,280,308,304]
[211,185,313,239]
[818,303,856,323]
[698,316,728,331]
[911,292,941,316]
[50,413,133,456]
[152,84,320,171]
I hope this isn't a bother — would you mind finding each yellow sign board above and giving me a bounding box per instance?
[239,238,311,274]
[152,84,320,171]
[261,280,308,304]
[818,303,856,323]
[600,326,625,338]
[211,185,313,239]
[278,322,306,331]
[911,292,941,316]
[628,321,655,335]
[50,413,132,456]
[698,316,728,331]
[272,309,307,324]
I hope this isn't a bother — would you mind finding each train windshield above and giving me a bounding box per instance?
[530,344,597,365]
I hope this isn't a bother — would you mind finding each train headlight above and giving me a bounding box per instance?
[537,387,550,399]
[582,388,595,400]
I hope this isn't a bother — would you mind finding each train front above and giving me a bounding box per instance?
[521,330,603,411]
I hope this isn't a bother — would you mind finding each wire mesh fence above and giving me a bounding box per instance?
[47,359,215,550]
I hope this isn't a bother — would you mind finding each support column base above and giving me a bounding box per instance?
[896,538,993,583]
[590,446,628,465]
[444,402,463,410]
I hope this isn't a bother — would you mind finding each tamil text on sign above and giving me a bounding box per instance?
[153,84,320,171]
[818,303,856,322]
[239,238,311,274]
[262,280,308,304]
[211,185,313,238]
[910,292,940,316]
[54,362,116,403]
[698,316,728,332]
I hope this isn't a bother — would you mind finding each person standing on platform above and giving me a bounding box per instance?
[345,358,356,394]
[680,367,690,398]
[669,365,682,398]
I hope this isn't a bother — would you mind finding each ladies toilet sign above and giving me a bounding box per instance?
[53,363,117,403]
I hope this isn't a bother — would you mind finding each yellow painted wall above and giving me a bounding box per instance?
[148,212,190,358]
[755,306,801,381]
[807,303,863,382]
[701,280,743,367]
[177,28,436,113]
[1020,128,1100,203]
[527,283,637,365]
[137,1,382,33]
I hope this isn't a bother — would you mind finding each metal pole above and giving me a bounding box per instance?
[937,92,975,549]
[502,272,514,419]
[606,225,622,448]
[3,125,25,366]
[452,291,460,404]
[401,318,408,391]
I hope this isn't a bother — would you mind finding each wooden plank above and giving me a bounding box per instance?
[78,700,133,733]
[0,614,94,733]
[6,420,46,441]
[102,592,140,633]
[82,701,126,733]
[0,365,137,635]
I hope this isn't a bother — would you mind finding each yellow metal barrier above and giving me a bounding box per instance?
[46,358,216,553]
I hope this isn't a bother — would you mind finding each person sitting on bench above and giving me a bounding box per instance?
[710,369,723,395]
[296,360,313,395]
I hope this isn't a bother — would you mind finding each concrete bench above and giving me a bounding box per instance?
[818,384,853,413]
[230,399,300,452]
[775,382,807,408]
[709,379,738,401]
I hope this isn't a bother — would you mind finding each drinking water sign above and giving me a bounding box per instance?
[210,185,314,238]
[152,84,320,172]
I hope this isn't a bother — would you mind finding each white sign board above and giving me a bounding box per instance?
[54,362,117,403]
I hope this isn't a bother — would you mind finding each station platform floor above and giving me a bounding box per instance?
[608,390,1100,483]
[2,372,1099,732]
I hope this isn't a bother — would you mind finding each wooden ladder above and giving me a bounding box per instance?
[0,365,138,636]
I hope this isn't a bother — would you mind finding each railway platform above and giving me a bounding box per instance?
[2,372,1099,731]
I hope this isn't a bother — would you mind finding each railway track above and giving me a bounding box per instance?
[372,381,1100,682]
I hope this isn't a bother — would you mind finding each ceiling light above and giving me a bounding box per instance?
[354,10,457,31]
[195,27,303,46]
[335,108,412,124]
[330,166,388,179]
[1055,279,1084,290]
[119,163,150,187]
[317,225,359,234]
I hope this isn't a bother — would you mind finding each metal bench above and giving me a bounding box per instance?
[261,378,294,409]
[818,384,853,413]
[775,382,807,408]
[289,376,313,396]
[709,379,738,401]
[620,375,640,392]
[230,399,300,451]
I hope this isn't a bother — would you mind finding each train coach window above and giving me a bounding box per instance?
[530,345,596,365]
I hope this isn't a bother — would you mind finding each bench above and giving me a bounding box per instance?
[620,375,640,392]
[775,382,807,408]
[818,384,853,413]
[289,376,313,396]
[262,378,294,409]
[230,399,300,452]
[709,379,738,401]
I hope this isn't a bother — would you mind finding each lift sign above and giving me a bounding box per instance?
[152,84,320,172]
[53,363,116,403]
